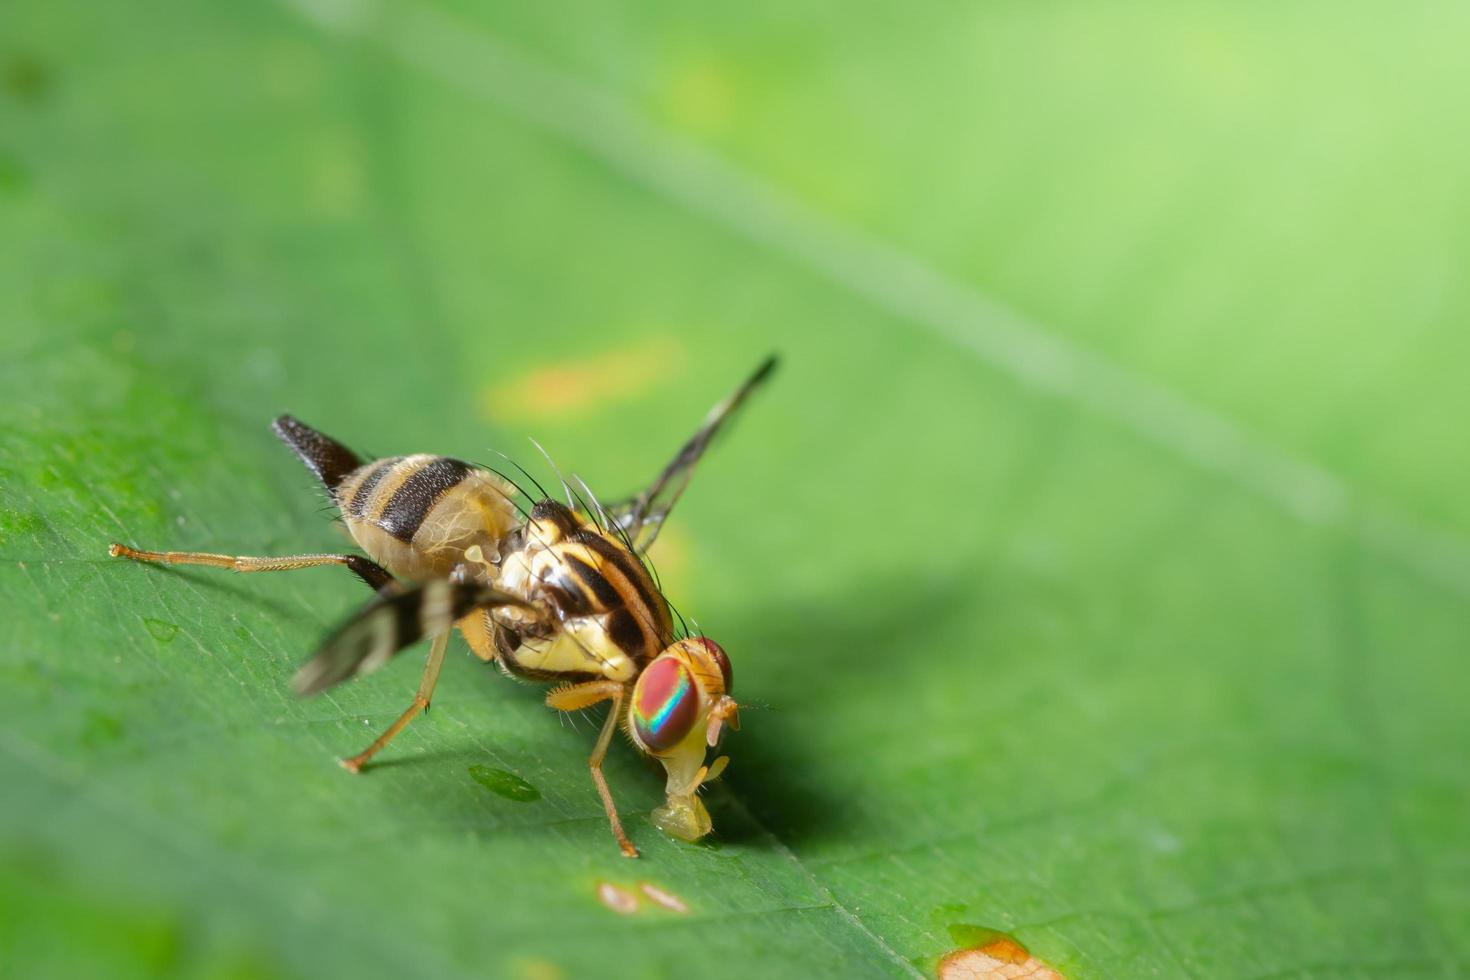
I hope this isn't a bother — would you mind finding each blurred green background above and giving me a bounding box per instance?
[3,1,1468,977]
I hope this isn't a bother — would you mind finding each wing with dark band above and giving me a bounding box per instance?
[611,355,777,550]
[293,580,528,696]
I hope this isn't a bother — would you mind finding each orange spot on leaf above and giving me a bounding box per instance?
[938,936,1063,980]
[483,338,685,422]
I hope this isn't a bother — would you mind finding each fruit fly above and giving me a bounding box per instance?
[108,356,776,856]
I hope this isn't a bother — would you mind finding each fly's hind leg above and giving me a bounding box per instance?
[340,631,450,773]
[546,680,638,858]
[108,544,396,596]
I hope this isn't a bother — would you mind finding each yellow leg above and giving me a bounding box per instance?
[340,632,450,773]
[546,680,638,858]
[108,543,394,594]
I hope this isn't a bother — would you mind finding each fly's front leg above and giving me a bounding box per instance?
[108,543,397,596]
[340,631,449,773]
[546,680,638,858]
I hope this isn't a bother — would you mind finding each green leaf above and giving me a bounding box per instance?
[5,1,1469,977]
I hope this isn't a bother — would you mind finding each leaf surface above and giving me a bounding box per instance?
[3,1,1469,977]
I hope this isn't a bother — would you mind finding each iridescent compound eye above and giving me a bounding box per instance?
[631,657,700,754]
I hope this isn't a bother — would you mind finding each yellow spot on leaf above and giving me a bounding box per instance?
[511,958,563,980]
[938,937,1062,980]
[663,55,736,136]
[483,338,685,423]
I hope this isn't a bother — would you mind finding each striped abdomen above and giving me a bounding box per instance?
[335,454,519,583]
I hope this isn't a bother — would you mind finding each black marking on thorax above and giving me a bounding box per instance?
[517,498,672,663]
[557,554,623,612]
[530,499,583,536]
[575,532,664,610]
[573,531,672,657]
[378,457,472,542]
[604,608,648,658]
